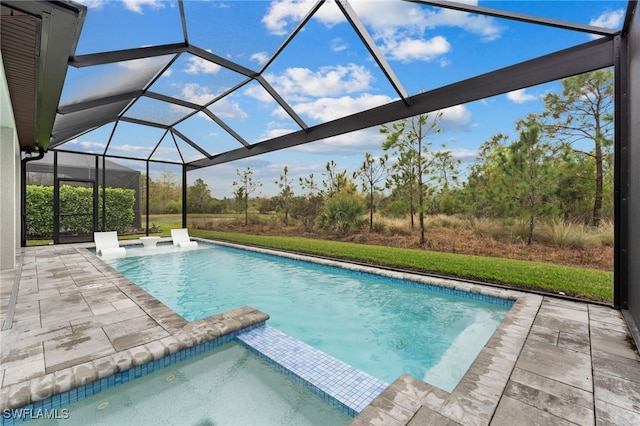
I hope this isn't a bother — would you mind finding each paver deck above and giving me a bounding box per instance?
[1,241,639,425]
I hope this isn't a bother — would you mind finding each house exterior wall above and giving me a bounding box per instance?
[0,55,20,271]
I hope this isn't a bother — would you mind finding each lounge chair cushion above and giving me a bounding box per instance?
[171,228,198,248]
[94,231,126,256]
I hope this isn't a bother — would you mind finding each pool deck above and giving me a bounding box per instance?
[1,241,639,425]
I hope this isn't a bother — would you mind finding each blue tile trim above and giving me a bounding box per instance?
[236,325,388,418]
[1,322,265,425]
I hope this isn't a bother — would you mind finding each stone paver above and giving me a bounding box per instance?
[43,327,115,373]
[1,242,639,426]
[516,339,593,391]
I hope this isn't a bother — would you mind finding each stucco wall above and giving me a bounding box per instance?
[0,56,19,271]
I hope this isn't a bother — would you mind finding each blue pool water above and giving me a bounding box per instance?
[104,243,512,391]
[39,342,351,425]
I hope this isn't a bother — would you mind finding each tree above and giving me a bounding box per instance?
[321,160,356,197]
[381,120,418,228]
[354,152,388,231]
[507,118,558,245]
[462,134,514,218]
[542,69,614,226]
[382,111,443,245]
[299,173,319,196]
[145,170,181,214]
[427,147,461,215]
[431,147,461,191]
[187,178,213,213]
[232,167,261,225]
[275,166,295,225]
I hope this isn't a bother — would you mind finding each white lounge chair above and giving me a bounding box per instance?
[94,231,126,256]
[171,228,198,248]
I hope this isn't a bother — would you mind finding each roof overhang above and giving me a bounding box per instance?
[1,0,86,151]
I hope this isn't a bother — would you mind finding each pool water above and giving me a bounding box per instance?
[40,343,351,426]
[105,243,512,391]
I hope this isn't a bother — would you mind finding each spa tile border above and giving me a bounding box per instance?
[238,325,388,418]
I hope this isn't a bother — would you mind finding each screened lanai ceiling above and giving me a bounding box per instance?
[47,0,628,171]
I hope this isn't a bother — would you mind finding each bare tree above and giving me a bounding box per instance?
[232,167,261,225]
[354,152,388,231]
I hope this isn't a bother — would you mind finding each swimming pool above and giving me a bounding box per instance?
[36,342,351,426]
[102,242,512,392]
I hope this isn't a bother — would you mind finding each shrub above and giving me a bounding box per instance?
[425,214,466,229]
[26,185,136,238]
[381,199,410,218]
[509,219,531,244]
[596,220,614,246]
[165,200,182,214]
[100,188,135,234]
[26,185,53,237]
[291,195,324,231]
[538,220,601,248]
[468,217,509,241]
[317,194,366,233]
[371,222,386,233]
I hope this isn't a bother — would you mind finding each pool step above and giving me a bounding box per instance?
[236,325,388,417]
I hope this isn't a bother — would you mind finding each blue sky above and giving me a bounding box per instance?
[63,0,627,198]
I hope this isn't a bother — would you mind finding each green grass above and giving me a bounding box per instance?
[190,229,614,303]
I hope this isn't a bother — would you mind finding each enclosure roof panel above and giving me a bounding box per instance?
[30,0,630,166]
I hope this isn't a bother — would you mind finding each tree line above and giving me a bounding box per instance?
[147,70,613,245]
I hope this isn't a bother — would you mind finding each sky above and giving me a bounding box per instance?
[60,0,628,198]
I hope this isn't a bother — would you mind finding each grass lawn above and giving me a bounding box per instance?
[190,229,614,303]
[25,214,614,303]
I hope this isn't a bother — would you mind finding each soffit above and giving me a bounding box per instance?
[0,1,86,151]
[1,5,37,148]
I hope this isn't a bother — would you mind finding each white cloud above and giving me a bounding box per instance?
[244,84,275,104]
[207,98,248,121]
[589,9,624,39]
[292,127,384,154]
[331,38,348,52]
[184,54,222,75]
[178,83,248,121]
[506,89,537,104]
[77,0,107,9]
[439,105,472,132]
[258,127,298,141]
[122,0,165,14]
[262,0,504,65]
[448,148,478,162]
[64,139,106,151]
[293,93,394,122]
[262,0,317,35]
[109,144,153,153]
[382,35,450,63]
[421,6,503,42]
[181,83,217,105]
[262,64,375,101]
[251,52,270,66]
[590,9,625,30]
